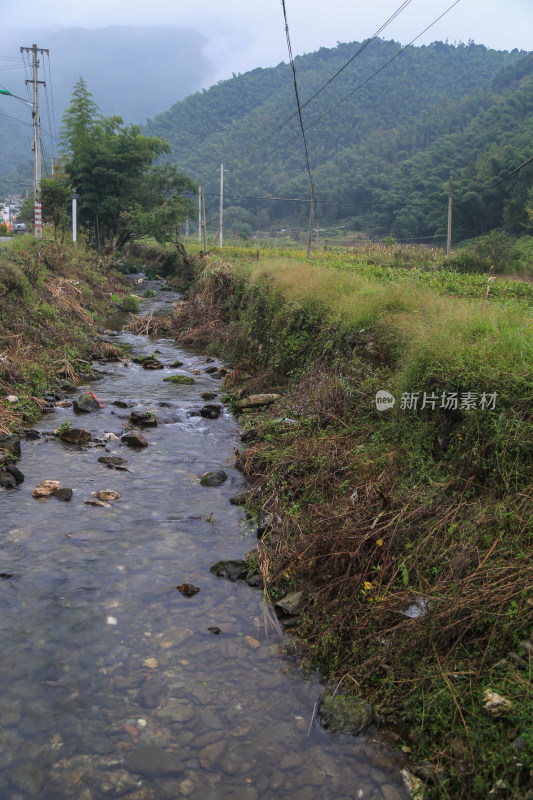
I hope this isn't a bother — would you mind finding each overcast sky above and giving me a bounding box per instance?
[2,0,531,84]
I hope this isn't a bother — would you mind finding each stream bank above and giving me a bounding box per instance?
[142,248,533,800]
[0,273,410,799]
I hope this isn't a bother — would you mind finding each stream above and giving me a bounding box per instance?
[0,277,409,800]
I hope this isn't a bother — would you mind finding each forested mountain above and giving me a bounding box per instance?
[145,39,532,241]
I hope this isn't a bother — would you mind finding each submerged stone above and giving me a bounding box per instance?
[163,375,195,385]
[98,456,128,466]
[210,559,250,581]
[318,694,375,736]
[59,428,92,445]
[123,744,183,776]
[200,404,223,419]
[52,487,73,501]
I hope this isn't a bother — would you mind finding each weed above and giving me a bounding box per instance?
[119,294,141,313]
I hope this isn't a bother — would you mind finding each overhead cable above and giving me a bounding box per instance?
[455,154,533,204]
[281,0,313,186]
[287,0,463,141]
[240,0,416,161]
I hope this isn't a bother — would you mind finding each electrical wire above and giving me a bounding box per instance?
[281,0,313,186]
[199,191,443,207]
[43,50,58,160]
[239,0,416,162]
[0,109,33,127]
[454,154,533,204]
[285,0,463,143]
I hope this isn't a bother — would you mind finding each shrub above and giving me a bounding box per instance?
[119,294,141,313]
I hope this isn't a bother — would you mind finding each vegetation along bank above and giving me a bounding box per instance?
[0,238,129,435]
[133,240,533,800]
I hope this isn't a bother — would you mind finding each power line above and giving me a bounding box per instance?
[0,109,33,127]
[286,0,463,143]
[43,50,58,159]
[455,154,533,205]
[199,191,443,207]
[239,0,416,162]
[281,0,313,186]
[198,149,532,209]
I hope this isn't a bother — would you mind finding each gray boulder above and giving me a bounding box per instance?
[73,392,102,413]
[200,470,227,487]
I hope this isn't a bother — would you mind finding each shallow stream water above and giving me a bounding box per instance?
[0,279,409,800]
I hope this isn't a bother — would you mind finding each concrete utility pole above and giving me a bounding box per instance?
[447,175,453,258]
[201,185,208,255]
[219,163,224,249]
[21,44,47,240]
[198,186,202,243]
[307,183,315,259]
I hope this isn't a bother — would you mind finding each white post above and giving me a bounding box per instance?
[71,189,79,243]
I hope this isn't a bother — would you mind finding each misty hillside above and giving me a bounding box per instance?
[0,25,213,194]
[144,39,531,241]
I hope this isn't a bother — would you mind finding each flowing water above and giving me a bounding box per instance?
[0,279,409,800]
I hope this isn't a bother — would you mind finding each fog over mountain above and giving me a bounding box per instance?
[1,26,214,121]
[0,25,214,193]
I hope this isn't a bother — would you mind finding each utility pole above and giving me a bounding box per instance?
[201,185,207,255]
[307,183,315,259]
[447,175,453,258]
[21,44,46,240]
[198,186,202,243]
[71,188,79,244]
[219,163,224,249]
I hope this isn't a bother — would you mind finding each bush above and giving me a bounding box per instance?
[119,294,141,313]
[448,250,491,274]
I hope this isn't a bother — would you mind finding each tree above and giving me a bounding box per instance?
[40,178,71,241]
[120,162,196,252]
[60,78,194,249]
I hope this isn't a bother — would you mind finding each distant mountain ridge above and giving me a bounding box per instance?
[144,39,531,241]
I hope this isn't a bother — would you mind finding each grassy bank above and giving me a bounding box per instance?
[153,242,532,799]
[0,237,126,432]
